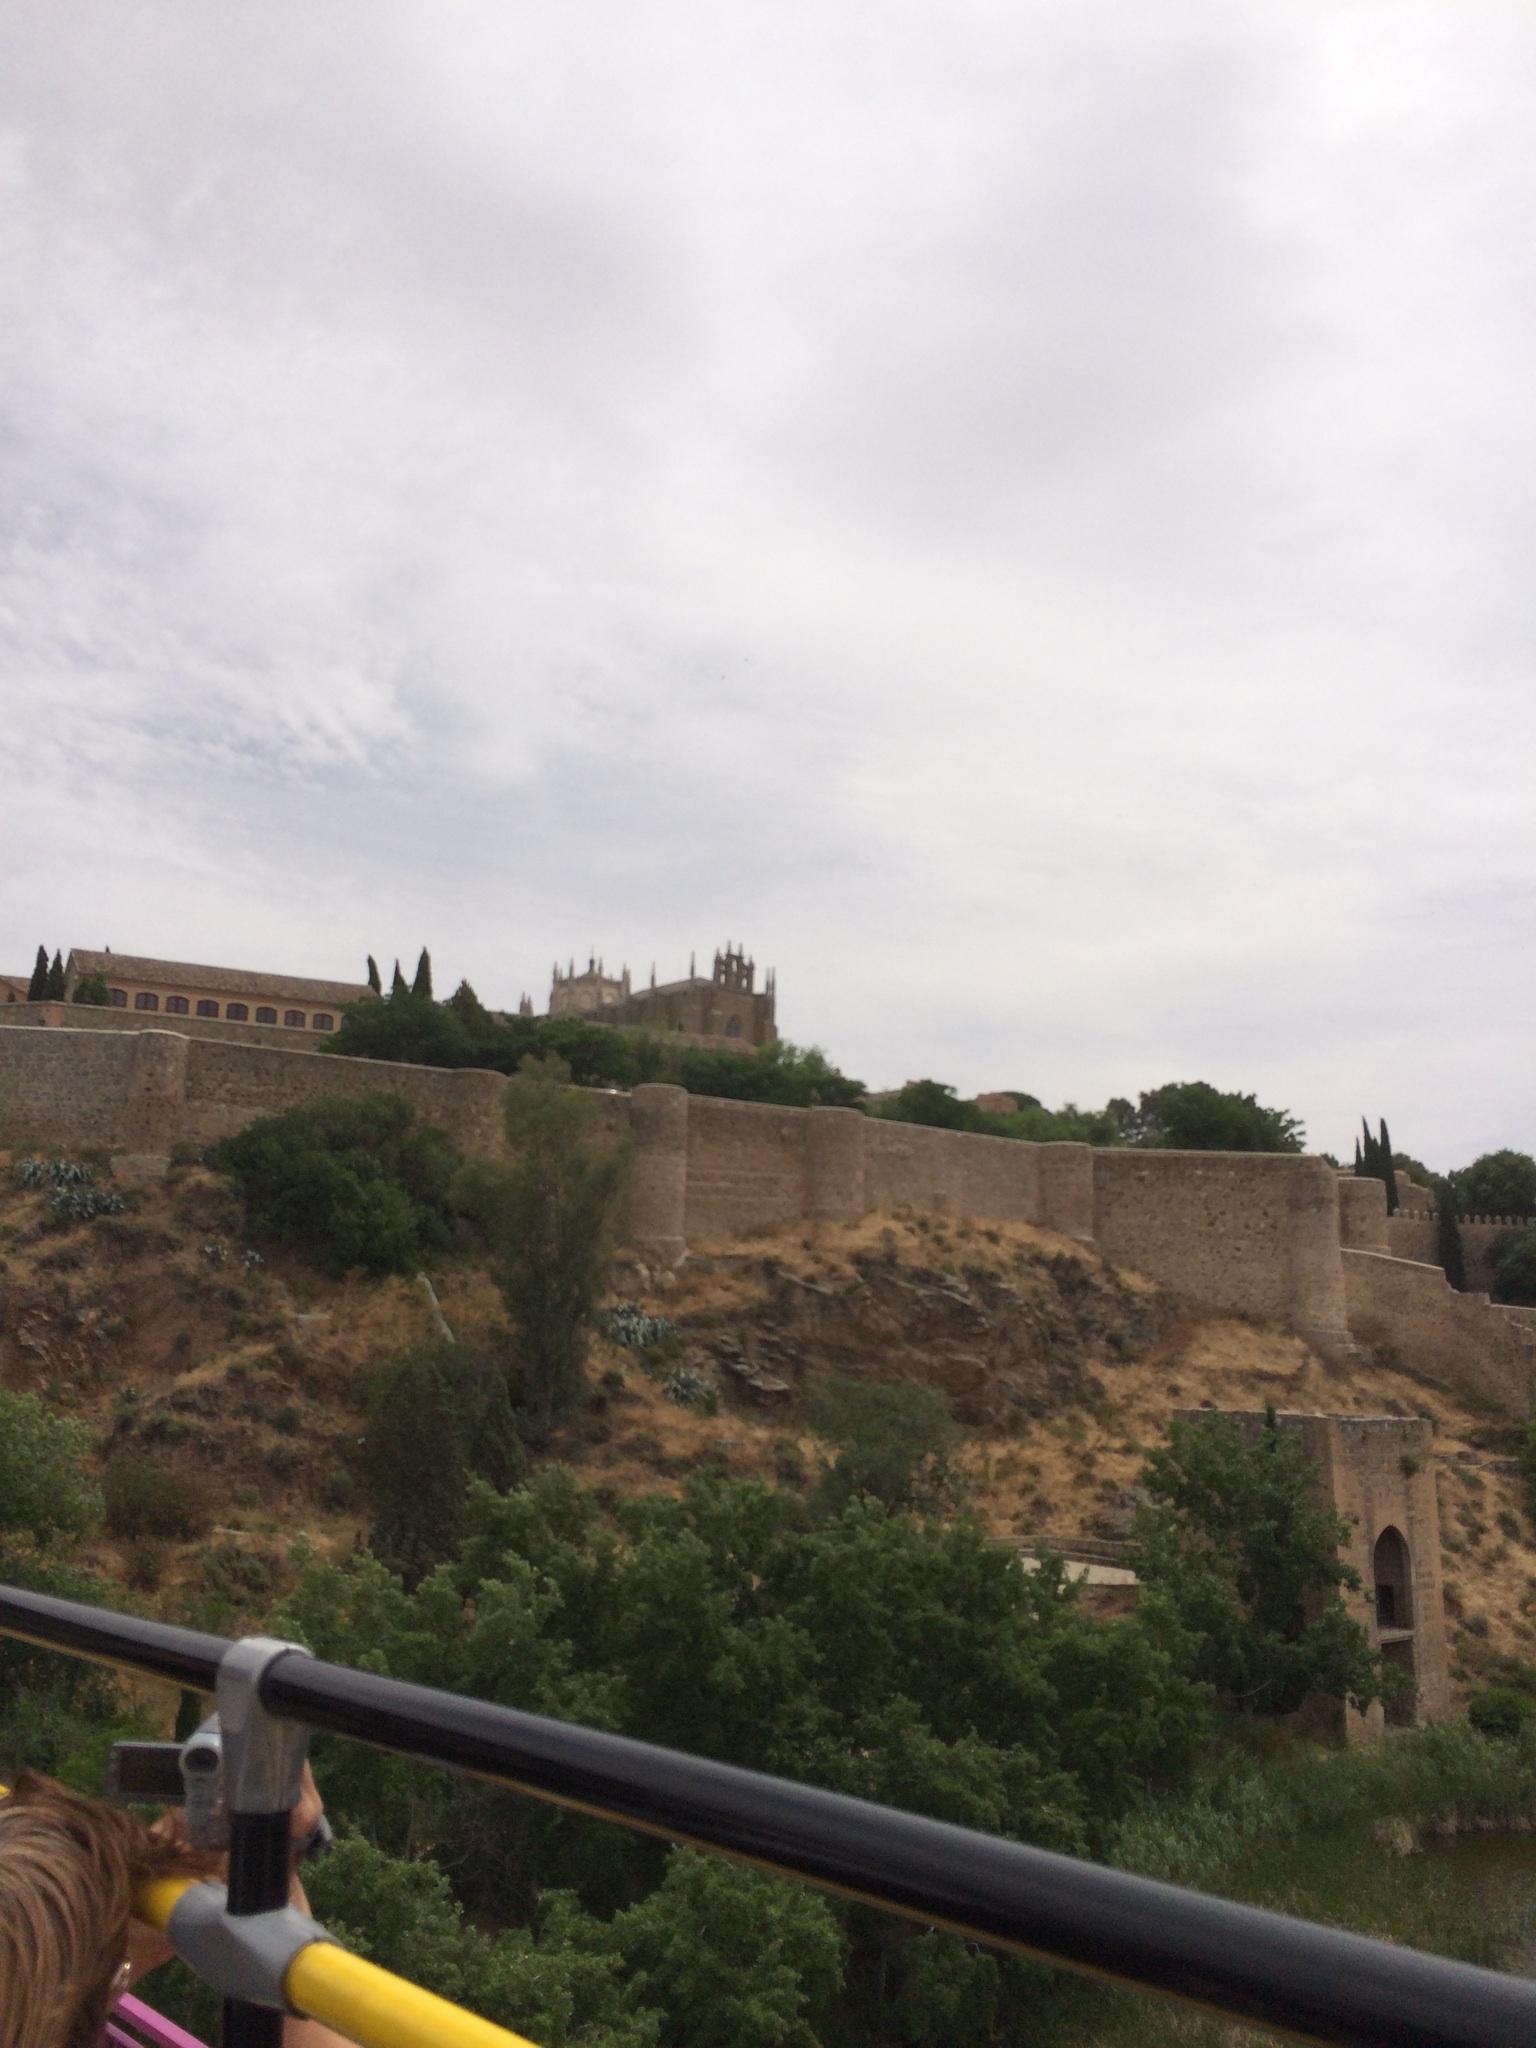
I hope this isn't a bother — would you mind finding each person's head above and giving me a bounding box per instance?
[0,1771,205,2048]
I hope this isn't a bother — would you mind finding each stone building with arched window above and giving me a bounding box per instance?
[62,951,370,1036]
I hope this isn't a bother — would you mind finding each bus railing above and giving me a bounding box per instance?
[4,1579,1536,2048]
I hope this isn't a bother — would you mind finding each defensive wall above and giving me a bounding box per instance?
[0,1000,319,1052]
[2,1026,1533,1411]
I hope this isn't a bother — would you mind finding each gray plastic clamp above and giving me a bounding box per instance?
[168,1882,336,2011]
[216,1635,313,1816]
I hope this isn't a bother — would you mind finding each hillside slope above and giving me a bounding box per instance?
[0,1151,1527,1693]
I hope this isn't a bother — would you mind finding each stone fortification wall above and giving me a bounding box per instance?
[683,1095,815,1240]
[0,1002,320,1051]
[0,1027,1498,1394]
[1385,1214,1524,1298]
[1093,1151,1351,1355]
[0,1028,138,1150]
[1342,1249,1536,1418]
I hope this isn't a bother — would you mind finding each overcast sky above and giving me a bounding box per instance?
[3,3,1532,1169]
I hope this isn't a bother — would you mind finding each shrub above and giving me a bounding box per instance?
[811,1378,960,1515]
[1468,1687,1536,1739]
[455,1060,628,1436]
[365,1344,525,1583]
[103,1462,215,1541]
[598,1304,678,1351]
[1493,1227,1536,1307]
[209,1095,462,1276]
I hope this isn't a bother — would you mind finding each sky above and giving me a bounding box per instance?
[2,2,1532,1171]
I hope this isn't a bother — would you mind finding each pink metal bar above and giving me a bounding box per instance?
[107,1990,211,2048]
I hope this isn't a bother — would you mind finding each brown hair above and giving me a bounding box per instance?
[0,1772,213,2048]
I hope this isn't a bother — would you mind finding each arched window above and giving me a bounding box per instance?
[1373,1526,1413,1631]
[284,1009,305,1028]
[312,1013,334,1032]
[226,1003,249,1022]
[255,1006,277,1025]
[165,995,189,1015]
[134,992,159,1011]
[725,1017,743,1038]
[196,1000,219,1018]
[109,988,127,1008]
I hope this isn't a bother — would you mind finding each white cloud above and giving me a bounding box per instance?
[2,0,1534,1170]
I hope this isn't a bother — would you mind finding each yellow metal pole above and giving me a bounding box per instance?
[6,1784,539,2048]
[133,1875,537,2048]
[284,1942,539,2048]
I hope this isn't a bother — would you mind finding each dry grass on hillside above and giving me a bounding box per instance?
[0,1153,1531,1694]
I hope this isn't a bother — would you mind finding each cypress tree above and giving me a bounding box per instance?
[46,950,66,1000]
[389,958,408,999]
[366,955,382,995]
[411,947,433,1000]
[26,946,49,1000]
[1437,1201,1468,1292]
[1353,1136,1363,1172]
[1379,1119,1400,1217]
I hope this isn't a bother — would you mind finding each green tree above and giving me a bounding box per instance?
[1492,1227,1536,1307]
[1132,1412,1378,1716]
[367,954,383,995]
[1127,1082,1304,1153]
[390,958,409,999]
[71,973,111,1006]
[0,1389,101,1558]
[26,945,49,1000]
[45,950,66,1000]
[327,995,477,1069]
[210,1095,462,1276]
[1356,1117,1399,1215]
[1437,1203,1468,1291]
[603,1849,844,2048]
[412,947,434,1000]
[876,1078,973,1130]
[810,1378,960,1516]
[365,1344,524,1585]
[1458,1150,1536,1218]
[456,1059,629,1435]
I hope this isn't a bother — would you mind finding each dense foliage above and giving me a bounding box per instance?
[1132,1412,1380,1716]
[365,1344,524,1583]
[455,1059,630,1435]
[327,991,866,1107]
[1453,1149,1536,1218]
[272,1469,1210,2044]
[1492,1226,1536,1306]
[209,1094,462,1275]
[1122,1082,1304,1153]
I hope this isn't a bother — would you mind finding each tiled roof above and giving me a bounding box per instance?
[67,951,372,1007]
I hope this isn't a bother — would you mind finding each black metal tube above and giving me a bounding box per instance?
[262,1658,1536,2048]
[7,1581,1536,2048]
[221,1810,290,2048]
[0,1583,225,1689]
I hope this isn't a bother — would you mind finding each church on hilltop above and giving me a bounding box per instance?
[531,943,777,1050]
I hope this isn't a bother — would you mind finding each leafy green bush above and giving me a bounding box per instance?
[103,1462,215,1541]
[1468,1686,1536,1738]
[456,1061,628,1435]
[1132,1410,1379,1716]
[1493,1227,1536,1307]
[810,1377,960,1515]
[365,1343,524,1584]
[209,1095,462,1276]
[598,1304,678,1351]
[0,1389,101,1553]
